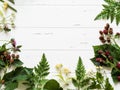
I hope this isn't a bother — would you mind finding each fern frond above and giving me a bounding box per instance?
[76,57,86,81]
[95,0,120,25]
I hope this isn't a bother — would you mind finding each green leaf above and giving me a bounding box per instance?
[5,82,18,90]
[43,79,63,90]
[17,45,22,48]
[95,0,120,25]
[96,72,104,83]
[111,68,120,83]
[31,53,50,89]
[3,67,33,82]
[105,78,114,90]
[76,57,86,81]
[12,75,28,81]
[0,60,5,66]
[72,78,78,87]
[11,59,23,67]
[8,0,15,4]
[81,77,92,88]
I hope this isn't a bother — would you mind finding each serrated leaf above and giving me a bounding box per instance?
[11,59,23,67]
[76,57,86,81]
[72,78,78,87]
[105,78,114,90]
[96,72,104,83]
[13,75,28,81]
[5,82,18,90]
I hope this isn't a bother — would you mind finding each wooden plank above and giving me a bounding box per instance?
[0,28,118,50]
[15,5,118,28]
[15,0,104,6]
[8,28,100,50]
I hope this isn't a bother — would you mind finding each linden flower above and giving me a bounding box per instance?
[3,2,8,11]
[63,68,71,75]
[96,66,103,71]
[55,64,63,70]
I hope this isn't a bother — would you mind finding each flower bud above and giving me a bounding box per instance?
[116,62,120,69]
[109,28,113,34]
[99,30,103,35]
[117,76,120,81]
[16,55,19,59]
[103,30,108,35]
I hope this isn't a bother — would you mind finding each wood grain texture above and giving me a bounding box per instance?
[1,0,120,89]
[15,0,104,6]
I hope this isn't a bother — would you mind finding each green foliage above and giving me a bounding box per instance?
[111,68,120,83]
[3,67,33,90]
[72,57,114,90]
[72,57,86,90]
[27,53,50,90]
[91,25,120,83]
[91,44,120,67]
[87,72,113,90]
[0,40,23,70]
[76,57,86,81]
[95,0,120,25]
[105,78,114,90]
[43,79,63,90]
[34,54,50,78]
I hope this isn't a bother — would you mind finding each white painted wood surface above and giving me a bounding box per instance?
[0,0,120,89]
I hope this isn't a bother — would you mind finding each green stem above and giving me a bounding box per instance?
[78,80,81,90]
[112,38,120,49]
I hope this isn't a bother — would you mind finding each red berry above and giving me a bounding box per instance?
[101,40,106,43]
[105,51,110,56]
[116,62,120,69]
[6,54,11,60]
[103,30,108,35]
[96,58,103,62]
[98,50,103,54]
[106,23,110,29]
[117,76,120,81]
[16,55,19,59]
[107,37,111,43]
[10,59,14,64]
[99,30,103,35]
[104,26,109,30]
[12,54,15,58]
[108,56,113,60]
[99,36,104,41]
[109,28,113,34]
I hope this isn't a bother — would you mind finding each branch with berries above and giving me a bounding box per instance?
[91,23,120,83]
[0,39,23,89]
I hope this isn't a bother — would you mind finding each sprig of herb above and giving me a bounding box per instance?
[95,0,120,25]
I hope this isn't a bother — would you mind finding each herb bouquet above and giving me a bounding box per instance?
[91,23,120,83]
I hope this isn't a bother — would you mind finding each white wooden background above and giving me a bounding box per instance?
[1,0,120,89]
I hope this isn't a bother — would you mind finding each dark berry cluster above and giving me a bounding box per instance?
[0,51,19,64]
[0,39,21,65]
[99,23,113,43]
[95,50,113,64]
